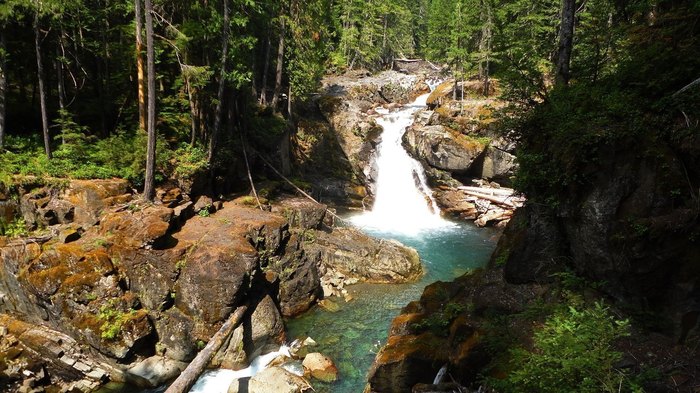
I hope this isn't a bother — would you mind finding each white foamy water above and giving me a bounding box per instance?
[188,345,291,393]
[350,94,454,235]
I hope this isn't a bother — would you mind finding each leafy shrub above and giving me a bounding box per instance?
[171,144,208,180]
[0,217,28,237]
[490,302,630,393]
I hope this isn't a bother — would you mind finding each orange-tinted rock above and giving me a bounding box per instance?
[302,352,338,382]
[99,204,173,248]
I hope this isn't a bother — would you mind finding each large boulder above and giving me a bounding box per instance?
[304,227,422,283]
[171,203,287,333]
[469,146,517,184]
[272,234,323,317]
[404,125,487,174]
[213,293,286,369]
[124,355,187,388]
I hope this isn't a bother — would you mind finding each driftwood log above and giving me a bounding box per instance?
[460,189,521,209]
[164,304,249,393]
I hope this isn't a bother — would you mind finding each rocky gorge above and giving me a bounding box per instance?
[2,62,697,393]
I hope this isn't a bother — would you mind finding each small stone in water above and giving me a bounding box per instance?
[318,299,340,312]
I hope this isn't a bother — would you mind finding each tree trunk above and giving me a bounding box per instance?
[259,35,271,105]
[135,0,146,131]
[143,0,157,201]
[271,16,285,110]
[56,45,66,145]
[478,0,492,96]
[207,0,230,165]
[185,74,198,146]
[0,31,7,150]
[555,0,575,86]
[34,8,52,159]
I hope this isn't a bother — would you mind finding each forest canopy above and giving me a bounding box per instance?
[0,0,698,198]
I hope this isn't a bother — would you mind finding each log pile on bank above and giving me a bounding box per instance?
[433,181,524,228]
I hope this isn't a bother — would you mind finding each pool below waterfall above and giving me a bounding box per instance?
[285,220,498,393]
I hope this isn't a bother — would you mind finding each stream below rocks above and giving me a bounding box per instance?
[286,221,497,392]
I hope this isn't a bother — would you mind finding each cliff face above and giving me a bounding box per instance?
[499,134,700,311]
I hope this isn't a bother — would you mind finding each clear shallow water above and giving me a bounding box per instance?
[286,220,498,393]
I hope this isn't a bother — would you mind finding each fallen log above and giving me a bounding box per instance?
[164,304,248,393]
[457,186,515,196]
[461,190,521,209]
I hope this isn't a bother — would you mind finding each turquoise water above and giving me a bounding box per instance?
[286,220,498,393]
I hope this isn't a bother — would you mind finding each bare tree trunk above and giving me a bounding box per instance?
[56,39,66,144]
[555,0,575,86]
[0,31,7,150]
[143,0,157,201]
[478,0,492,96]
[135,0,146,130]
[34,8,52,159]
[207,0,230,165]
[185,75,198,146]
[259,35,271,105]
[271,16,285,110]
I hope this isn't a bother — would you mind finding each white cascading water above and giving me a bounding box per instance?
[350,93,453,235]
[188,345,293,393]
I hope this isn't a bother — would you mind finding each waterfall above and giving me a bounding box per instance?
[350,94,453,235]
[188,345,291,393]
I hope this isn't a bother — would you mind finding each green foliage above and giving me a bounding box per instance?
[491,302,630,393]
[247,110,288,151]
[171,145,208,181]
[331,0,416,69]
[0,217,27,237]
[98,302,128,341]
[410,301,468,336]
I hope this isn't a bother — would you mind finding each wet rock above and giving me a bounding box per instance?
[317,299,340,313]
[404,125,486,173]
[302,352,338,382]
[245,366,310,393]
[433,188,478,220]
[317,97,383,195]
